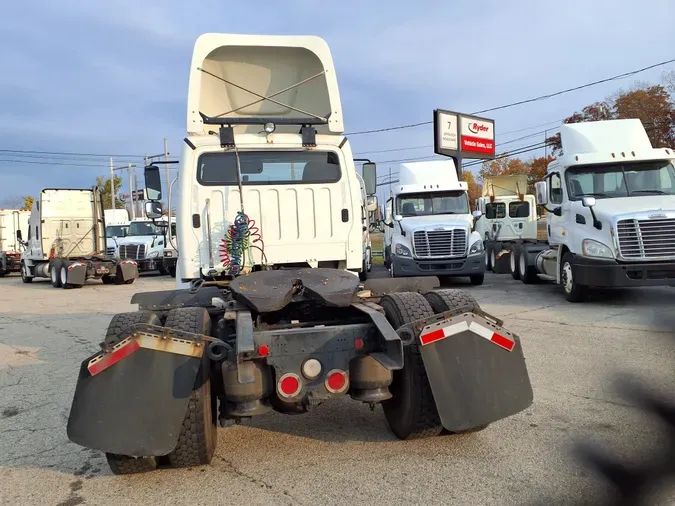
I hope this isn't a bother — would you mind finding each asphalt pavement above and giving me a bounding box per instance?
[1,269,674,505]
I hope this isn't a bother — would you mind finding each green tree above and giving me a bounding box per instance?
[94,175,126,209]
[22,196,34,211]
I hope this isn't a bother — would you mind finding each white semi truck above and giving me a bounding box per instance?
[104,208,130,258]
[66,33,533,475]
[475,174,539,275]
[514,119,675,301]
[383,160,486,284]
[19,188,139,287]
[0,209,30,277]
[116,216,175,274]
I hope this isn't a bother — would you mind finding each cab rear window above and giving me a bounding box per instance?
[485,202,505,219]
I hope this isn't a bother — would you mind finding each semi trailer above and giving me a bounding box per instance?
[513,119,675,301]
[0,209,29,276]
[18,188,139,287]
[66,33,533,474]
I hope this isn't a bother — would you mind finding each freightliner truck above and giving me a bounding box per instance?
[66,33,533,474]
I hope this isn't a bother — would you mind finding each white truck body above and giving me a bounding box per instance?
[0,209,30,275]
[104,208,130,257]
[383,160,485,282]
[117,216,175,272]
[173,34,368,288]
[19,189,138,286]
[516,119,675,301]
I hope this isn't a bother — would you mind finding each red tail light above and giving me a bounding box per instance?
[325,370,348,394]
[278,373,301,398]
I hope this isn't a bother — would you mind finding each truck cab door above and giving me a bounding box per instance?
[547,172,566,245]
[384,197,394,250]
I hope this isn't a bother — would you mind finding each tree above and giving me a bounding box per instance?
[94,175,126,209]
[525,155,554,188]
[661,69,675,95]
[546,101,613,154]
[478,156,529,181]
[614,85,675,148]
[22,196,34,211]
[462,171,482,210]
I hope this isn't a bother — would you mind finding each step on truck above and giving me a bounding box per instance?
[0,209,29,276]
[515,119,675,301]
[383,160,486,284]
[18,188,139,288]
[475,174,541,275]
[66,33,533,474]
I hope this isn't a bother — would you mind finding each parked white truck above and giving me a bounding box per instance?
[66,33,533,475]
[514,119,675,301]
[104,208,130,258]
[475,174,538,274]
[116,216,175,274]
[383,160,486,284]
[19,188,139,287]
[0,209,30,276]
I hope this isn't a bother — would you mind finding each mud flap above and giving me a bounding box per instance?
[117,261,139,281]
[415,311,533,432]
[67,264,87,286]
[66,324,207,456]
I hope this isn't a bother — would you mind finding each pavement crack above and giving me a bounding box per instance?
[217,456,304,504]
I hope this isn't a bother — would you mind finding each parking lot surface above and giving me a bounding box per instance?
[1,271,674,505]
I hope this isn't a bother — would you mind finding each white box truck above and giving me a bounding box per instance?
[0,209,30,276]
[19,188,139,287]
[514,119,675,301]
[383,160,486,284]
[66,33,533,475]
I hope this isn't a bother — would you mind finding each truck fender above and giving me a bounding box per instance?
[403,308,533,432]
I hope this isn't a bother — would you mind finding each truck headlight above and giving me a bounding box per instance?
[469,240,485,255]
[147,251,159,259]
[582,239,613,259]
[394,243,412,257]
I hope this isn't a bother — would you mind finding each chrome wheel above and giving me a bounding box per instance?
[510,251,516,273]
[491,249,497,268]
[562,262,573,294]
[51,265,58,284]
[60,265,68,287]
[519,252,527,278]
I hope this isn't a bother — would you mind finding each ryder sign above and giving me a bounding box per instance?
[433,109,495,160]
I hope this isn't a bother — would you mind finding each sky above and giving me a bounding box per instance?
[1,0,674,207]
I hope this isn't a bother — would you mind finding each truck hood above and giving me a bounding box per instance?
[399,214,472,232]
[590,196,675,221]
[116,236,158,246]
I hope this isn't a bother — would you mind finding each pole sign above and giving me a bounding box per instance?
[132,189,146,202]
[433,109,495,160]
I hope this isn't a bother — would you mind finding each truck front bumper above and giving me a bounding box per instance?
[392,254,485,277]
[136,259,160,271]
[573,256,675,287]
[163,257,177,269]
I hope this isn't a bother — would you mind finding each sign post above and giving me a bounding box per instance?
[433,109,496,178]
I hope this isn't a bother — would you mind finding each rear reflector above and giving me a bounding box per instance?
[419,319,515,352]
[278,373,301,398]
[325,370,348,394]
[88,338,140,376]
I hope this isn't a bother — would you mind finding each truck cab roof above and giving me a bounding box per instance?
[393,160,467,197]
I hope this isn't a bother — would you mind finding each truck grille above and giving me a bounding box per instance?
[119,244,146,260]
[106,247,116,256]
[413,229,467,258]
[617,218,675,259]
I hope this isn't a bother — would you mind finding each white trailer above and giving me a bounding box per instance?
[515,119,675,301]
[383,160,486,284]
[19,189,139,287]
[0,209,30,276]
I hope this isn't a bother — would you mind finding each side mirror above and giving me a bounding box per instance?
[581,196,596,208]
[534,181,548,206]
[145,201,164,219]
[144,165,162,201]
[112,236,118,240]
[472,210,483,219]
[366,195,378,212]
[16,229,22,241]
[393,214,403,222]
[362,162,377,195]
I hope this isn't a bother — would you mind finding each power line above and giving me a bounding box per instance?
[346,57,675,136]
[0,158,114,168]
[0,148,146,158]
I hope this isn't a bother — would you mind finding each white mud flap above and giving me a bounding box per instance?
[416,312,533,432]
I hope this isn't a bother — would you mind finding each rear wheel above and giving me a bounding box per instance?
[103,311,163,474]
[510,247,521,280]
[168,265,177,278]
[165,307,217,468]
[60,264,73,289]
[424,289,479,313]
[21,262,32,283]
[50,261,62,288]
[485,245,493,271]
[518,247,539,284]
[380,292,442,440]
[101,275,115,284]
[124,278,135,285]
[158,263,169,276]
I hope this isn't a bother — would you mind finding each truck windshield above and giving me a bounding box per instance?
[396,191,469,217]
[106,225,128,238]
[197,151,341,185]
[566,160,675,199]
[128,222,164,236]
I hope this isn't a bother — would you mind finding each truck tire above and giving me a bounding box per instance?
[101,275,115,284]
[158,263,169,276]
[60,263,82,289]
[518,247,539,284]
[124,278,135,285]
[164,308,217,468]
[168,266,177,278]
[359,257,368,282]
[20,262,32,283]
[485,244,493,271]
[50,261,62,288]
[510,246,521,280]
[470,273,484,286]
[380,292,442,440]
[424,289,479,313]
[103,310,162,474]
[561,252,589,303]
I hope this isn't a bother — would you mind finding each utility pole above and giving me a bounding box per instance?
[544,129,548,159]
[129,164,136,219]
[134,174,141,218]
[109,157,115,210]
[163,138,170,209]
